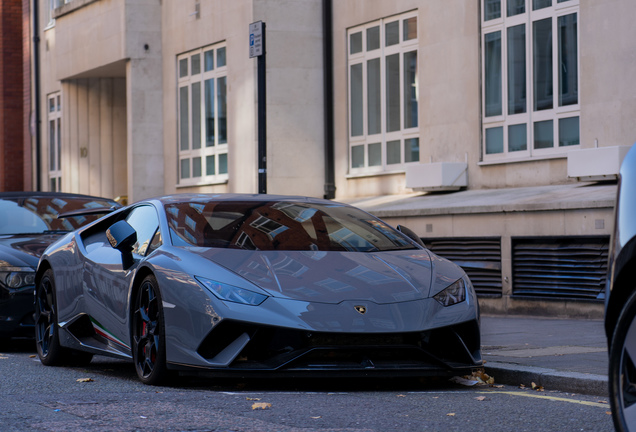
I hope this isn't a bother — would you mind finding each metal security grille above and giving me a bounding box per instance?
[512,237,609,300]
[425,238,502,297]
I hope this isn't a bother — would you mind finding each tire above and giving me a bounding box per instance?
[35,269,93,366]
[132,274,170,385]
[609,289,636,432]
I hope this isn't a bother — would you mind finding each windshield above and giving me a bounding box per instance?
[0,196,117,235]
[165,200,416,252]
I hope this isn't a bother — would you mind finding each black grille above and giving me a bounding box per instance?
[425,238,502,296]
[512,236,609,300]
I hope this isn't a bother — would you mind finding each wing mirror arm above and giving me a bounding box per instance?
[106,220,138,269]
[396,225,426,248]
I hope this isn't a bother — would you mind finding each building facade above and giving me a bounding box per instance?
[26,0,636,316]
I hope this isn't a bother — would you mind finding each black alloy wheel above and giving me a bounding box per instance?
[610,289,636,432]
[132,274,169,385]
[35,269,93,366]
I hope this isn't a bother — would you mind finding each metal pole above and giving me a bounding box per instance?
[257,23,267,194]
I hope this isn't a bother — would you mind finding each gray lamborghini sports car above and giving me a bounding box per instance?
[35,194,482,385]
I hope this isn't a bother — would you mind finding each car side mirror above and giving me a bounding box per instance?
[106,220,137,269]
[396,225,426,248]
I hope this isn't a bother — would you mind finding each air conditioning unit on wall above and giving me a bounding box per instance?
[567,145,633,181]
[405,162,467,192]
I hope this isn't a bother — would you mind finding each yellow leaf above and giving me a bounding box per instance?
[447,413,456,417]
[491,384,504,388]
[252,402,272,410]
[76,378,94,383]
[311,416,322,419]
[475,396,487,401]
[0,356,8,360]
[246,397,261,401]
[29,355,36,358]
[598,400,608,404]
[397,394,406,398]
[606,411,612,415]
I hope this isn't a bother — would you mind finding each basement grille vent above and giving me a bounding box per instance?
[512,237,609,300]
[425,238,502,297]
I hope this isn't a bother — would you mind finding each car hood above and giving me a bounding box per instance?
[0,234,62,268]
[198,248,465,304]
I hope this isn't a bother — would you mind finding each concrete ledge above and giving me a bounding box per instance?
[484,361,608,396]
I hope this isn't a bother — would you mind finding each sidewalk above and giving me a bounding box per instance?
[480,315,608,396]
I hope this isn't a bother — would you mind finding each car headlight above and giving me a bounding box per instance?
[0,267,36,290]
[195,276,268,306]
[433,279,466,307]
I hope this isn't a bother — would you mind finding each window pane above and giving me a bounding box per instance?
[217,47,226,68]
[484,0,501,21]
[179,86,189,151]
[533,0,551,10]
[534,120,554,149]
[49,120,55,171]
[180,159,190,179]
[205,78,215,147]
[507,24,526,115]
[367,26,380,51]
[179,58,188,78]
[508,123,527,151]
[387,140,401,164]
[507,0,525,16]
[218,153,228,174]
[404,51,418,129]
[191,54,201,75]
[486,127,504,154]
[485,31,502,117]
[386,54,400,132]
[57,95,61,111]
[367,58,381,135]
[192,82,201,149]
[350,63,363,137]
[217,76,227,144]
[557,0,571,2]
[50,178,57,192]
[385,21,399,46]
[204,49,214,72]
[350,32,362,54]
[49,98,55,113]
[193,156,202,177]
[403,17,417,41]
[533,18,553,111]
[352,145,365,168]
[558,13,578,106]
[368,143,381,167]
[559,116,579,147]
[206,155,216,175]
[404,138,420,162]
[57,118,61,171]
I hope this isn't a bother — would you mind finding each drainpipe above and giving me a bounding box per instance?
[322,0,335,199]
[32,0,42,191]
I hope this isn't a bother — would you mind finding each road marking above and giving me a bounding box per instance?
[479,391,609,408]
[484,346,606,357]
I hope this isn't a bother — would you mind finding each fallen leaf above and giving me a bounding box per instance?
[475,396,487,401]
[519,384,526,389]
[531,382,544,391]
[598,400,608,404]
[76,378,94,383]
[311,416,322,419]
[246,397,261,401]
[491,384,504,388]
[432,396,439,399]
[447,413,456,417]
[397,394,406,398]
[450,376,479,387]
[606,411,612,415]
[29,355,36,358]
[252,402,272,410]
[0,356,8,360]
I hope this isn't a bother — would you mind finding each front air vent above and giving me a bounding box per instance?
[425,238,502,297]
[512,236,609,300]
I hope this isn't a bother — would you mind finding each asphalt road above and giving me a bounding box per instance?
[0,340,614,432]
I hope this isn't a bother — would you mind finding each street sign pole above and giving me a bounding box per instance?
[250,21,267,194]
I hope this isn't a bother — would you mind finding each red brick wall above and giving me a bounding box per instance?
[0,0,25,191]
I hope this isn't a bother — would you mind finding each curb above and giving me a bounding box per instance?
[484,361,608,397]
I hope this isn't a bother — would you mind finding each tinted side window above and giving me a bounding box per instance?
[126,205,160,256]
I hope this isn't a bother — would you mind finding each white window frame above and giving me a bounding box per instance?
[177,43,229,187]
[347,11,420,176]
[47,93,62,192]
[481,0,580,163]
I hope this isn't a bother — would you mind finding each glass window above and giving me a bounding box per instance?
[508,123,527,152]
[533,0,551,10]
[179,58,188,78]
[507,0,525,16]
[47,93,62,191]
[534,120,554,149]
[485,0,501,21]
[126,206,160,257]
[486,127,504,154]
[350,32,362,54]
[533,18,553,111]
[348,13,419,172]
[558,13,578,106]
[559,116,579,147]
[507,25,526,115]
[177,44,228,186]
[485,31,502,117]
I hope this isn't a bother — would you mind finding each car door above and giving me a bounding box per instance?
[82,204,160,352]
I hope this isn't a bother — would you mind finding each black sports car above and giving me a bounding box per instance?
[606,144,636,431]
[0,192,120,339]
[35,193,482,385]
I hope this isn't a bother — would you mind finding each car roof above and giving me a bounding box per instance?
[152,193,344,207]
